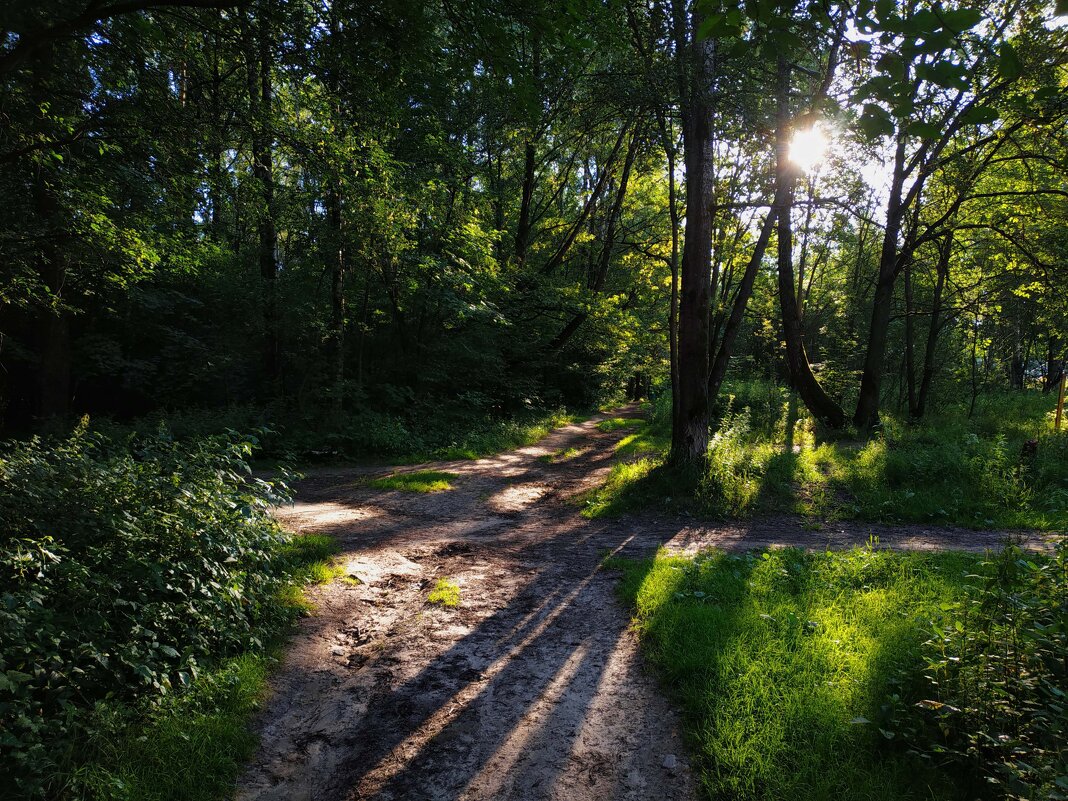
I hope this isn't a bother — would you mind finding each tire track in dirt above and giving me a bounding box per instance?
[236,406,1057,801]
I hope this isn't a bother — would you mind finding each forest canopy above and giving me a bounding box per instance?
[0,0,1066,453]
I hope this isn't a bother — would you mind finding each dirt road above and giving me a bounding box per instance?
[236,407,1053,801]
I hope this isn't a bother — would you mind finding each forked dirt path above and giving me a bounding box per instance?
[236,407,1056,801]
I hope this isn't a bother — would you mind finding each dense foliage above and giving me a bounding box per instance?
[902,543,1068,799]
[0,425,293,797]
[0,0,1064,449]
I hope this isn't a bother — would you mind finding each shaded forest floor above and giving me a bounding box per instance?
[237,406,1057,801]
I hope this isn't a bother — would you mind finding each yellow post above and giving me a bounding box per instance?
[1056,372,1066,431]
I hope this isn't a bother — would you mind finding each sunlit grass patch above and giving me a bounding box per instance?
[433,409,580,460]
[596,416,641,432]
[613,547,981,801]
[538,446,584,464]
[368,470,458,492]
[427,578,461,608]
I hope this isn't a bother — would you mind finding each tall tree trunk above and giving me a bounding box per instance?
[327,183,346,416]
[515,140,535,265]
[904,259,916,415]
[774,54,845,428]
[659,110,682,435]
[913,233,950,419]
[326,9,345,417]
[247,2,279,397]
[669,4,714,465]
[854,130,908,429]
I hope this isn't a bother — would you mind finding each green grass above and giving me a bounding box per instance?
[612,546,982,801]
[586,386,1068,530]
[427,578,461,608]
[75,653,271,801]
[596,416,641,432]
[367,470,458,492]
[71,533,341,801]
[538,446,584,464]
[428,409,581,460]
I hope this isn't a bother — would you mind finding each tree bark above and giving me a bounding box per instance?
[774,54,845,428]
[854,129,908,429]
[247,1,279,396]
[669,3,714,465]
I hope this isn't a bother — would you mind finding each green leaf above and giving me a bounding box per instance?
[961,105,999,125]
[998,43,1023,80]
[859,104,895,138]
[940,7,983,31]
[906,120,943,139]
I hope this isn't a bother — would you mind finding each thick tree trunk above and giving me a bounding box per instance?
[656,107,682,438]
[774,55,845,428]
[669,8,714,465]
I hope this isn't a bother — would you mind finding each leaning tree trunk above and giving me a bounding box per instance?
[913,232,951,419]
[854,131,908,429]
[669,4,714,465]
[774,54,845,428]
[706,206,777,400]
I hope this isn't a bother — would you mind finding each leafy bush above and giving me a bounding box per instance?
[0,422,293,798]
[893,543,1068,800]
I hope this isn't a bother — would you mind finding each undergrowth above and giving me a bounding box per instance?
[427,578,461,608]
[0,423,338,800]
[585,383,1068,530]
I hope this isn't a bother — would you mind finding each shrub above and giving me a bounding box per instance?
[894,543,1068,800]
[0,422,292,798]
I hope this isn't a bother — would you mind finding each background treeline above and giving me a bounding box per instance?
[1,0,1064,451]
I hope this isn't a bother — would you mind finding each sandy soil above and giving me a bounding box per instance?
[236,407,1057,801]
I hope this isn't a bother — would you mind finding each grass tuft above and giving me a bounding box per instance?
[427,578,461,608]
[596,416,641,433]
[368,470,458,492]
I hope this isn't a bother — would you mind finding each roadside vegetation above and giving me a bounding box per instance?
[613,543,1067,801]
[584,382,1068,532]
[0,424,338,800]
